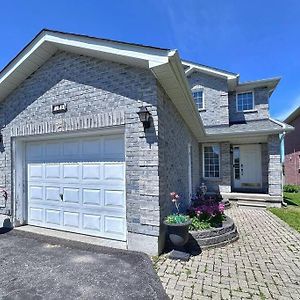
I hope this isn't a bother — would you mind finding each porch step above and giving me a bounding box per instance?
[237,200,267,208]
[221,192,282,208]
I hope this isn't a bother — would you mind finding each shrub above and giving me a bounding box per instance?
[165,214,190,224]
[284,185,300,193]
[189,216,211,231]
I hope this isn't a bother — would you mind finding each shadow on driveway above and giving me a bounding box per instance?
[0,229,168,300]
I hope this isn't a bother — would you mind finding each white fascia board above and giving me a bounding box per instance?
[44,32,171,68]
[233,77,281,92]
[182,61,238,80]
[151,52,205,140]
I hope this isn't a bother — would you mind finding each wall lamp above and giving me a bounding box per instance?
[137,106,151,129]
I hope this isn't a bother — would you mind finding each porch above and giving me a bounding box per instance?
[199,134,283,208]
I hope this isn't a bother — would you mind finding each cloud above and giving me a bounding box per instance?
[275,95,300,121]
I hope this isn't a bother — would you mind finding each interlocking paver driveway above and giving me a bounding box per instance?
[154,207,300,300]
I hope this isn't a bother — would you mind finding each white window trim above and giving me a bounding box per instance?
[236,91,255,112]
[192,88,205,111]
[202,143,221,179]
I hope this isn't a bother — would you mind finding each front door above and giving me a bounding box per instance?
[233,144,262,190]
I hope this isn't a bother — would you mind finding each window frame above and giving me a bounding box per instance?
[192,88,205,111]
[202,143,221,179]
[236,91,255,112]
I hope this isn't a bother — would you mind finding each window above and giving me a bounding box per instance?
[203,144,220,178]
[192,90,204,110]
[236,92,254,112]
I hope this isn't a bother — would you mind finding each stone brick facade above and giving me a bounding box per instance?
[187,72,229,126]
[268,135,282,196]
[228,87,270,123]
[0,47,284,255]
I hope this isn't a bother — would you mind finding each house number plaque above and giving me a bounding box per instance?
[52,103,67,114]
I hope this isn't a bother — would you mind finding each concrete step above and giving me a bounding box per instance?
[237,200,267,208]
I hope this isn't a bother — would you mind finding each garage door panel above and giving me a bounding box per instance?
[45,186,60,202]
[63,164,80,179]
[27,134,126,241]
[104,216,125,236]
[63,211,80,228]
[63,141,80,156]
[83,214,101,231]
[27,143,43,160]
[63,187,80,204]
[82,139,101,155]
[29,186,44,201]
[82,164,101,180]
[82,188,101,205]
[45,142,61,157]
[29,164,43,179]
[103,164,124,180]
[45,164,60,179]
[29,207,44,223]
[104,190,125,208]
[45,209,61,225]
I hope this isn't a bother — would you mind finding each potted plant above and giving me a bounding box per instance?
[164,192,191,250]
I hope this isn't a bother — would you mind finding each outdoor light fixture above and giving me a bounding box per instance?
[137,106,151,128]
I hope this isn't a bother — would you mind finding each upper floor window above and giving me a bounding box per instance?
[192,89,204,110]
[236,91,254,112]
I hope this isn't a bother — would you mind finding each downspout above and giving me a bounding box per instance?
[280,126,287,207]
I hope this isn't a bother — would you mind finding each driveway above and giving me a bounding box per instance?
[0,229,168,300]
[155,207,300,300]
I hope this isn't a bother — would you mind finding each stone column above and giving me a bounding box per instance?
[268,135,282,196]
[219,142,231,193]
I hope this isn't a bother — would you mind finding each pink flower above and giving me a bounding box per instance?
[175,194,180,199]
[170,192,176,197]
[171,198,176,203]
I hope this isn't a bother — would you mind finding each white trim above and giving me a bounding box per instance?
[12,128,126,229]
[202,143,221,179]
[188,143,192,202]
[236,91,255,112]
[182,61,238,79]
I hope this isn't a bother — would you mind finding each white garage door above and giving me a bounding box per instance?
[26,134,126,241]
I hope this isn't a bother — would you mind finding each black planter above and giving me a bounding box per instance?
[164,220,191,250]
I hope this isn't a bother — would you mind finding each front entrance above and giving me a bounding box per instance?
[232,144,262,191]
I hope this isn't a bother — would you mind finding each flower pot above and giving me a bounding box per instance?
[164,220,191,249]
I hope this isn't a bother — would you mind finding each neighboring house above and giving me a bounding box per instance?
[0,30,293,255]
[284,106,300,185]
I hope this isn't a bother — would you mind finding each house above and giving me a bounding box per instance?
[284,106,300,185]
[0,29,293,255]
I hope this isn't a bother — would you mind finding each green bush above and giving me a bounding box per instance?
[165,214,190,224]
[189,216,211,231]
[283,185,300,193]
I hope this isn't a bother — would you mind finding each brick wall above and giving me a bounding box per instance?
[0,51,161,241]
[228,87,270,123]
[284,116,300,185]
[186,71,229,126]
[268,135,282,196]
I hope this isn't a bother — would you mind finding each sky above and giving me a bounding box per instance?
[0,0,299,120]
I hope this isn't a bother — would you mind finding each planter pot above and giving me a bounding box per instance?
[164,220,191,249]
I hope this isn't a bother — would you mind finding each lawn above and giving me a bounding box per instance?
[269,192,300,233]
[284,192,300,206]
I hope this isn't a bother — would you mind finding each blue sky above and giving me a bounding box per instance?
[1,0,299,120]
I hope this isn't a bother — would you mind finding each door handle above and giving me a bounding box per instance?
[59,193,63,201]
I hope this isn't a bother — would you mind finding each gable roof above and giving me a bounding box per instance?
[0,29,205,139]
[284,106,300,124]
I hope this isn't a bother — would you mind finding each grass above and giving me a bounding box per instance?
[268,192,300,232]
[269,206,300,233]
[284,192,300,206]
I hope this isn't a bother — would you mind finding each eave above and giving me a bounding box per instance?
[0,29,205,139]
